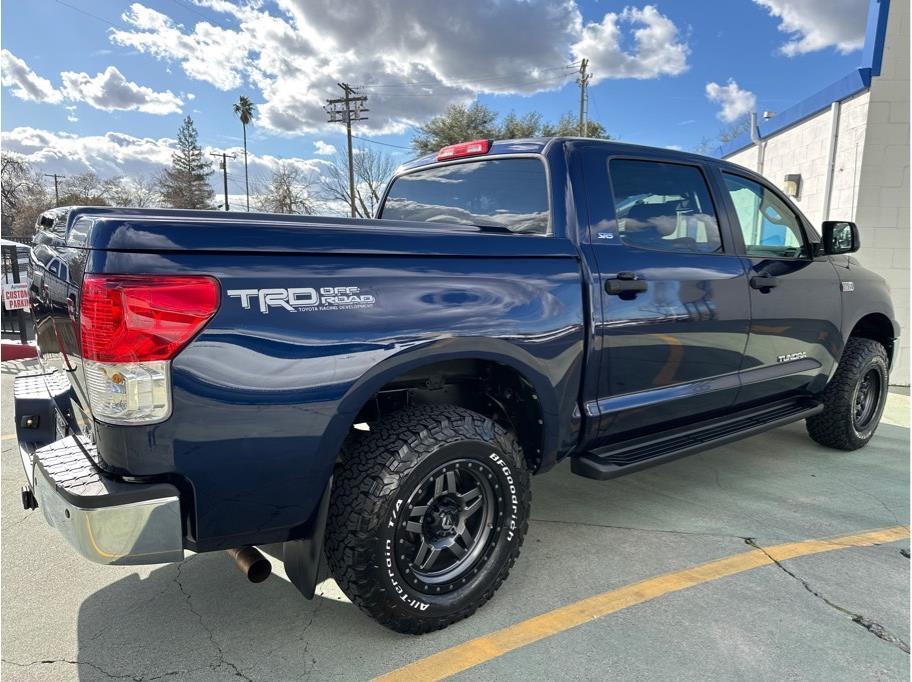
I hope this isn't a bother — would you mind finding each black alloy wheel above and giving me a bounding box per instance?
[852,368,882,431]
[395,458,499,594]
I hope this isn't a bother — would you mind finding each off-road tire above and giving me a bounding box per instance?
[325,404,531,634]
[806,337,889,450]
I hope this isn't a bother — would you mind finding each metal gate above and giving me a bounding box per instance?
[1,243,31,342]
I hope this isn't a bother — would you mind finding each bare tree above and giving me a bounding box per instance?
[254,162,317,215]
[105,175,162,208]
[60,171,110,206]
[1,153,51,240]
[320,145,396,218]
[694,118,752,156]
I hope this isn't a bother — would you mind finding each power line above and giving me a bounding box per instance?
[374,74,571,99]
[370,73,575,98]
[359,63,579,90]
[165,0,235,31]
[52,0,119,27]
[351,135,411,150]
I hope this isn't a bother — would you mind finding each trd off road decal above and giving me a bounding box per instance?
[227,286,375,313]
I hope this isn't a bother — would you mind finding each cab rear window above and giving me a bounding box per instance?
[380,158,549,235]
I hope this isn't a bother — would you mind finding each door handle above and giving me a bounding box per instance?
[750,274,778,291]
[606,272,647,295]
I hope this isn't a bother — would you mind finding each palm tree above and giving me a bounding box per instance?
[233,96,256,210]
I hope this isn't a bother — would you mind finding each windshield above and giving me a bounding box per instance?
[380,158,549,235]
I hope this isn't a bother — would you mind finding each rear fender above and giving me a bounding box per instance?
[316,337,563,472]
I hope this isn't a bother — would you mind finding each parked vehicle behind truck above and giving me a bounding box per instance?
[16,138,898,633]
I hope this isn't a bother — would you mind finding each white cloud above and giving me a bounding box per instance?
[60,66,183,114]
[66,106,79,123]
[106,1,690,134]
[1,126,329,197]
[705,79,756,122]
[571,5,689,82]
[1,49,183,115]
[1,50,63,104]
[313,140,336,155]
[753,0,868,56]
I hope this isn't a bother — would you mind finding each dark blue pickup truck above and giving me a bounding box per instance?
[17,138,899,633]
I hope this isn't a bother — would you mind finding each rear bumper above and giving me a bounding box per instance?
[15,370,184,565]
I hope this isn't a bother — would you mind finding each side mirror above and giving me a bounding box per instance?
[822,221,860,255]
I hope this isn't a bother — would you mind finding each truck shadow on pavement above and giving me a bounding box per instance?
[68,421,910,680]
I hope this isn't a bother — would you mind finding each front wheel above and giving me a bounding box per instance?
[325,404,531,634]
[806,337,889,450]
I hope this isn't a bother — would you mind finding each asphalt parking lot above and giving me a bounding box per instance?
[1,358,909,681]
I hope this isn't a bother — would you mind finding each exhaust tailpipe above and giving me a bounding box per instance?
[227,546,272,583]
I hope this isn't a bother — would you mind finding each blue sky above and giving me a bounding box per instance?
[1,0,872,191]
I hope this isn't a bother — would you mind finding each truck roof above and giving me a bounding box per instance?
[399,136,722,172]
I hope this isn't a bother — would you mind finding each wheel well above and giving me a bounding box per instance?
[350,359,545,471]
[849,313,895,364]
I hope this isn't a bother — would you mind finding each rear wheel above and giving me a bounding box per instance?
[806,337,889,450]
[325,404,530,634]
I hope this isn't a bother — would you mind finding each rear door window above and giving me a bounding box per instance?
[609,159,723,254]
[381,158,549,234]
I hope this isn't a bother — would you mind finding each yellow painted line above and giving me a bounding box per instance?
[376,525,909,682]
[1,434,16,441]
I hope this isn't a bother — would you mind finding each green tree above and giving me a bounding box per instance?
[158,116,214,209]
[412,104,610,154]
[499,111,544,139]
[539,112,609,139]
[233,95,255,210]
[412,103,499,154]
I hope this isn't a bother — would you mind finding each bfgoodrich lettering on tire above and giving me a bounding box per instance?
[324,404,531,634]
[806,337,889,451]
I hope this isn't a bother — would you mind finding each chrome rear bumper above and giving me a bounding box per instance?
[16,371,184,565]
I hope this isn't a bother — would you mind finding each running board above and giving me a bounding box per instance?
[572,399,823,480]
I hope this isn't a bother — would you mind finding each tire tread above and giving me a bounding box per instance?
[806,337,888,450]
[324,404,530,634]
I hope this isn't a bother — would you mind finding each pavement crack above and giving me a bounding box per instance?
[530,516,746,540]
[744,537,910,654]
[2,656,141,680]
[174,561,254,682]
[0,511,34,532]
[840,481,903,526]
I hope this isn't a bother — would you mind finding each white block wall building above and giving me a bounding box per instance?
[720,0,910,384]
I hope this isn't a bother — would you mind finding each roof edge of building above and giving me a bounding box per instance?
[716,0,890,159]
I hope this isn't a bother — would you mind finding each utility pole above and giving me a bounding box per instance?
[44,173,64,206]
[577,58,590,137]
[325,83,368,218]
[210,152,237,211]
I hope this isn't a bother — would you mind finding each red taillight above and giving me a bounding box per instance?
[80,275,220,363]
[436,139,491,161]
